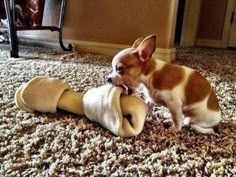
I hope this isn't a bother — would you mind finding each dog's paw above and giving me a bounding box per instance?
[145,101,154,112]
[163,119,173,129]
[168,125,181,134]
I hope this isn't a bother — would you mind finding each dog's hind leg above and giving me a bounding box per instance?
[190,124,215,134]
[189,109,221,134]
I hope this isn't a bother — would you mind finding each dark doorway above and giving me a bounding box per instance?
[175,0,185,46]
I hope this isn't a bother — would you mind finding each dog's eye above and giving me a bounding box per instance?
[116,66,123,74]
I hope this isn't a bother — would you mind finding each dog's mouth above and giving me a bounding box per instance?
[120,85,133,95]
[107,78,134,95]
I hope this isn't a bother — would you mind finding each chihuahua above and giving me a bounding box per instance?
[107,34,221,134]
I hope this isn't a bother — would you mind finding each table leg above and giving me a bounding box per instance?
[4,0,18,57]
[58,0,72,51]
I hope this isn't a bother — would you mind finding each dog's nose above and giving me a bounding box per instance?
[107,77,113,84]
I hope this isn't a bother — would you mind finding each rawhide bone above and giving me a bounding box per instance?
[15,76,148,137]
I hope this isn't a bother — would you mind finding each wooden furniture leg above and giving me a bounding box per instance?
[3,0,72,57]
[59,0,72,51]
[4,0,18,57]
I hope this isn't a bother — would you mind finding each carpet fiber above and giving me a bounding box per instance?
[0,45,235,176]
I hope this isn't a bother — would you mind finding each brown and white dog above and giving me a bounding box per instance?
[107,34,221,134]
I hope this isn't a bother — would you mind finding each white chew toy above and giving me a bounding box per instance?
[15,76,148,137]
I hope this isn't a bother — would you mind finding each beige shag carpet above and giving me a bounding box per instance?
[0,45,235,176]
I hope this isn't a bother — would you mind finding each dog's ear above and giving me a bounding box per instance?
[137,34,156,62]
[132,37,143,48]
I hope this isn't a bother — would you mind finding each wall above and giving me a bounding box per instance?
[19,0,178,49]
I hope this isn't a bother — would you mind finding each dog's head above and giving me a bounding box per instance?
[107,34,157,93]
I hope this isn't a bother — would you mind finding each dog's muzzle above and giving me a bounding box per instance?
[107,77,133,95]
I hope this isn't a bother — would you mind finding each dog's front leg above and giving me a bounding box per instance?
[146,100,154,112]
[166,99,183,133]
[145,98,155,113]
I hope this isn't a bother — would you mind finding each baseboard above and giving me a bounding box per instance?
[72,40,129,56]
[18,36,60,49]
[196,39,223,48]
[18,36,176,62]
[154,48,176,62]
[71,40,176,62]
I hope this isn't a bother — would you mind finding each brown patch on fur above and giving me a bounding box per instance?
[142,59,156,75]
[185,71,211,105]
[118,55,140,76]
[152,64,185,90]
[207,89,220,111]
[119,52,137,64]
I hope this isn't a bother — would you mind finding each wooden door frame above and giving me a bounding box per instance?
[222,0,235,48]
[180,0,235,48]
[180,0,201,47]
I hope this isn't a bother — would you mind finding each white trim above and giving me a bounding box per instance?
[71,40,176,62]
[72,40,129,56]
[196,39,222,48]
[18,36,176,62]
[153,48,176,62]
